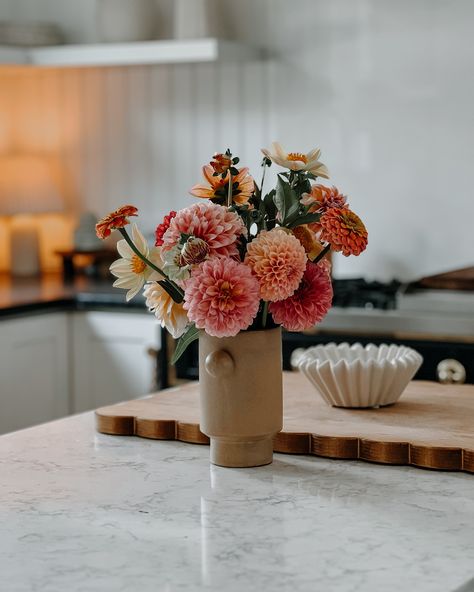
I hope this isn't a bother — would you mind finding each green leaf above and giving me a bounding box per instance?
[286,212,321,229]
[171,324,200,365]
[263,189,277,223]
[274,176,299,224]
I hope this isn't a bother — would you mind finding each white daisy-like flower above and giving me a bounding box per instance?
[143,281,189,339]
[261,141,330,178]
[110,223,162,301]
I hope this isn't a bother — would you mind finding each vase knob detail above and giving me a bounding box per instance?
[204,349,234,377]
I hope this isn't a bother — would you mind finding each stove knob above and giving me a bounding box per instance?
[436,359,466,384]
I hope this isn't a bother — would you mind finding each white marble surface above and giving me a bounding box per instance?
[1,414,474,592]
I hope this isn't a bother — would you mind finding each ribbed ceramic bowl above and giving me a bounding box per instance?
[294,342,423,408]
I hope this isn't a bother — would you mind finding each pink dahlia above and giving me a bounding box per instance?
[162,202,245,258]
[183,258,260,337]
[269,261,333,331]
[244,228,307,302]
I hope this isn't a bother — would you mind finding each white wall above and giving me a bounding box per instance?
[0,0,473,281]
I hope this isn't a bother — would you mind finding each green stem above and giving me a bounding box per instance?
[261,300,268,329]
[312,243,331,264]
[226,172,233,208]
[259,164,267,197]
[118,227,184,303]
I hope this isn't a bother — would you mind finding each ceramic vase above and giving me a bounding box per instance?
[199,327,283,468]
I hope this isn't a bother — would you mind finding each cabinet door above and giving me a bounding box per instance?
[0,313,69,435]
[72,311,160,412]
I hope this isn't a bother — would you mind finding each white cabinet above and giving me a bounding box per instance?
[71,311,160,412]
[0,313,69,435]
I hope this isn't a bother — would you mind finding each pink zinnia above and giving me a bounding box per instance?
[269,261,333,331]
[184,258,260,338]
[162,202,245,258]
[244,228,307,302]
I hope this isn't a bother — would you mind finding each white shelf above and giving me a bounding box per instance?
[0,38,260,68]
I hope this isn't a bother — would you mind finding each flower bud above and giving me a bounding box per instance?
[179,236,210,266]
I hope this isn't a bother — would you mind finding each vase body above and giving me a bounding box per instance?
[199,327,283,468]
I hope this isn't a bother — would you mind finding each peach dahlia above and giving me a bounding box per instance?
[244,228,307,302]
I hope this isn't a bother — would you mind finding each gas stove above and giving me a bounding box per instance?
[331,278,401,310]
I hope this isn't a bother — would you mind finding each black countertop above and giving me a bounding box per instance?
[0,273,146,319]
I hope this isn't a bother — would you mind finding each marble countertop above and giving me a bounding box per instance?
[1,414,473,592]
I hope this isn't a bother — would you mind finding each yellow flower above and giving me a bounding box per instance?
[110,224,161,301]
[261,142,330,178]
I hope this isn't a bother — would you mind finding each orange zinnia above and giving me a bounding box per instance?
[96,205,138,239]
[190,165,254,205]
[319,208,368,257]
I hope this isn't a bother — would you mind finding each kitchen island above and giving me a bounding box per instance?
[1,413,473,592]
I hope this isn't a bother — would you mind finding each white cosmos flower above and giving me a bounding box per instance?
[143,281,189,339]
[110,223,162,301]
[261,142,330,178]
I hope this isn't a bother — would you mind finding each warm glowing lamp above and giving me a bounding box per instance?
[0,155,64,276]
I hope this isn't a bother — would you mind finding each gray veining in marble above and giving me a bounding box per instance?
[1,413,473,592]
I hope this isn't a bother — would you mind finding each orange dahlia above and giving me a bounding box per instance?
[319,208,368,256]
[96,205,138,239]
[190,165,254,205]
[244,228,307,302]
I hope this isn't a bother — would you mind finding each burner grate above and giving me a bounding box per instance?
[331,278,401,310]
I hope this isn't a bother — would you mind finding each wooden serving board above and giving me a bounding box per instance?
[96,372,474,473]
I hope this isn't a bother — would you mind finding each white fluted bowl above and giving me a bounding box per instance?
[294,342,423,408]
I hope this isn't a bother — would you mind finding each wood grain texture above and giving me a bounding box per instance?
[95,372,474,473]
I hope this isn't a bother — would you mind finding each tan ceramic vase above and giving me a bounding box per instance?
[199,327,283,468]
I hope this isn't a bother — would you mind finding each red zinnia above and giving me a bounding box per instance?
[269,261,333,332]
[155,210,177,246]
[319,207,368,257]
[96,205,138,239]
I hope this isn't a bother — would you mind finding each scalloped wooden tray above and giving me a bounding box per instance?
[96,372,474,473]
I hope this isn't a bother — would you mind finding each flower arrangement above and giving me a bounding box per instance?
[96,143,368,362]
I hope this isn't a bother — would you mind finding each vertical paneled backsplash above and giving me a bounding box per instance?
[1,0,473,280]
